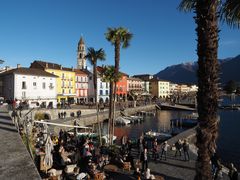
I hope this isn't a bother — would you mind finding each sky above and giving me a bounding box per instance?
[0,0,239,76]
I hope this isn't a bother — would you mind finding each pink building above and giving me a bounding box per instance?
[75,69,88,104]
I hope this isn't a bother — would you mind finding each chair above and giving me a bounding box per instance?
[94,172,104,180]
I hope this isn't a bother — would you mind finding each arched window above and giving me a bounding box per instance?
[79,53,82,59]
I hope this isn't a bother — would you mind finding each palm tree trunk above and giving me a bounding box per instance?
[114,38,120,77]
[109,81,114,145]
[93,64,102,146]
[195,0,219,179]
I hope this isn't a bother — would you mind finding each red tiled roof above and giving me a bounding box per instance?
[31,60,74,72]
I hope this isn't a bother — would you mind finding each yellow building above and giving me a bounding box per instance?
[30,61,76,104]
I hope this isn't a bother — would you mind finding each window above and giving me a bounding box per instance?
[100,90,103,95]
[100,82,103,89]
[49,83,54,89]
[62,89,65,94]
[105,90,108,95]
[22,81,27,89]
[89,76,92,80]
[33,82,37,89]
[79,53,82,59]
[62,73,65,78]
[81,77,83,82]
[22,91,26,98]
[69,89,71,94]
[42,82,46,89]
[106,83,109,88]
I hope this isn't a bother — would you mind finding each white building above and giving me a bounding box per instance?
[150,78,170,98]
[0,67,58,108]
[133,74,153,93]
[96,66,109,103]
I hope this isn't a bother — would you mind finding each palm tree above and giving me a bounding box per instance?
[105,27,133,144]
[101,65,122,145]
[221,0,240,28]
[105,27,133,101]
[85,47,106,145]
[105,27,133,80]
[179,0,240,179]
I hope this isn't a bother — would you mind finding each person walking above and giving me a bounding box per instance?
[175,139,182,157]
[140,148,148,173]
[152,138,158,161]
[228,163,238,180]
[160,141,169,160]
[183,139,190,161]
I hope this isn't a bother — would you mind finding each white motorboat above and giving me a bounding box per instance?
[115,116,131,125]
[144,130,172,141]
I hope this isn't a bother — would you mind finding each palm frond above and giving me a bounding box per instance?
[221,0,240,28]
[102,65,122,82]
[85,47,106,65]
[105,27,133,48]
[178,0,196,12]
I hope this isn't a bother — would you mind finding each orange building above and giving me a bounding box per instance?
[116,72,128,100]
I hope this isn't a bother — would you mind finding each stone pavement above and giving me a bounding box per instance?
[0,105,41,180]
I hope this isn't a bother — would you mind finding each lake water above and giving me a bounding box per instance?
[102,109,240,170]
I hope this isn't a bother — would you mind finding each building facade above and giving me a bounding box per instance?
[133,74,153,93]
[75,69,88,104]
[116,73,128,100]
[150,78,170,98]
[0,67,57,108]
[127,77,143,94]
[96,66,110,103]
[30,61,76,104]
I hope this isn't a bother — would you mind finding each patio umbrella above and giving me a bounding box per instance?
[43,135,54,169]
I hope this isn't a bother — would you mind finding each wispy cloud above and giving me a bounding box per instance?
[220,40,239,46]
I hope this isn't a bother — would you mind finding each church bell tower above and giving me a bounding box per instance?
[77,36,86,69]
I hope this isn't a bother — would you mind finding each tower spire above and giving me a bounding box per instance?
[77,36,86,69]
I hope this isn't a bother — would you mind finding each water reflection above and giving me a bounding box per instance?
[100,109,240,169]
[109,110,191,143]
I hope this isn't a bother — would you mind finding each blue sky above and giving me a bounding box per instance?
[0,0,239,76]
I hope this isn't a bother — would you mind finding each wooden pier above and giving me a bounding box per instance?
[157,102,196,111]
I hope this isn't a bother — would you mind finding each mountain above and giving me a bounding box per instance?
[154,55,240,84]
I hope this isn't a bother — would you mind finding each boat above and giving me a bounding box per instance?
[170,113,198,128]
[144,130,172,141]
[115,116,131,125]
[121,115,143,123]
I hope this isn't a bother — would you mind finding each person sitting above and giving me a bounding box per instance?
[59,144,71,164]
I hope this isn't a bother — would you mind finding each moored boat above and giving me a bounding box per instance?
[115,116,131,125]
[144,130,172,141]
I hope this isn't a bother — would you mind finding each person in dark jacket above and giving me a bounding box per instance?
[175,139,183,157]
[140,148,148,173]
[183,139,190,161]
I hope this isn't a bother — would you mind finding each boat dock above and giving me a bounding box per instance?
[157,102,196,111]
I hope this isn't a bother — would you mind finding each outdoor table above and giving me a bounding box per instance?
[103,164,118,172]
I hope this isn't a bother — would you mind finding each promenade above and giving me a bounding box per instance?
[2,104,231,180]
[0,105,41,180]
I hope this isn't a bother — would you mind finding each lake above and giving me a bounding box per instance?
[102,109,240,170]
